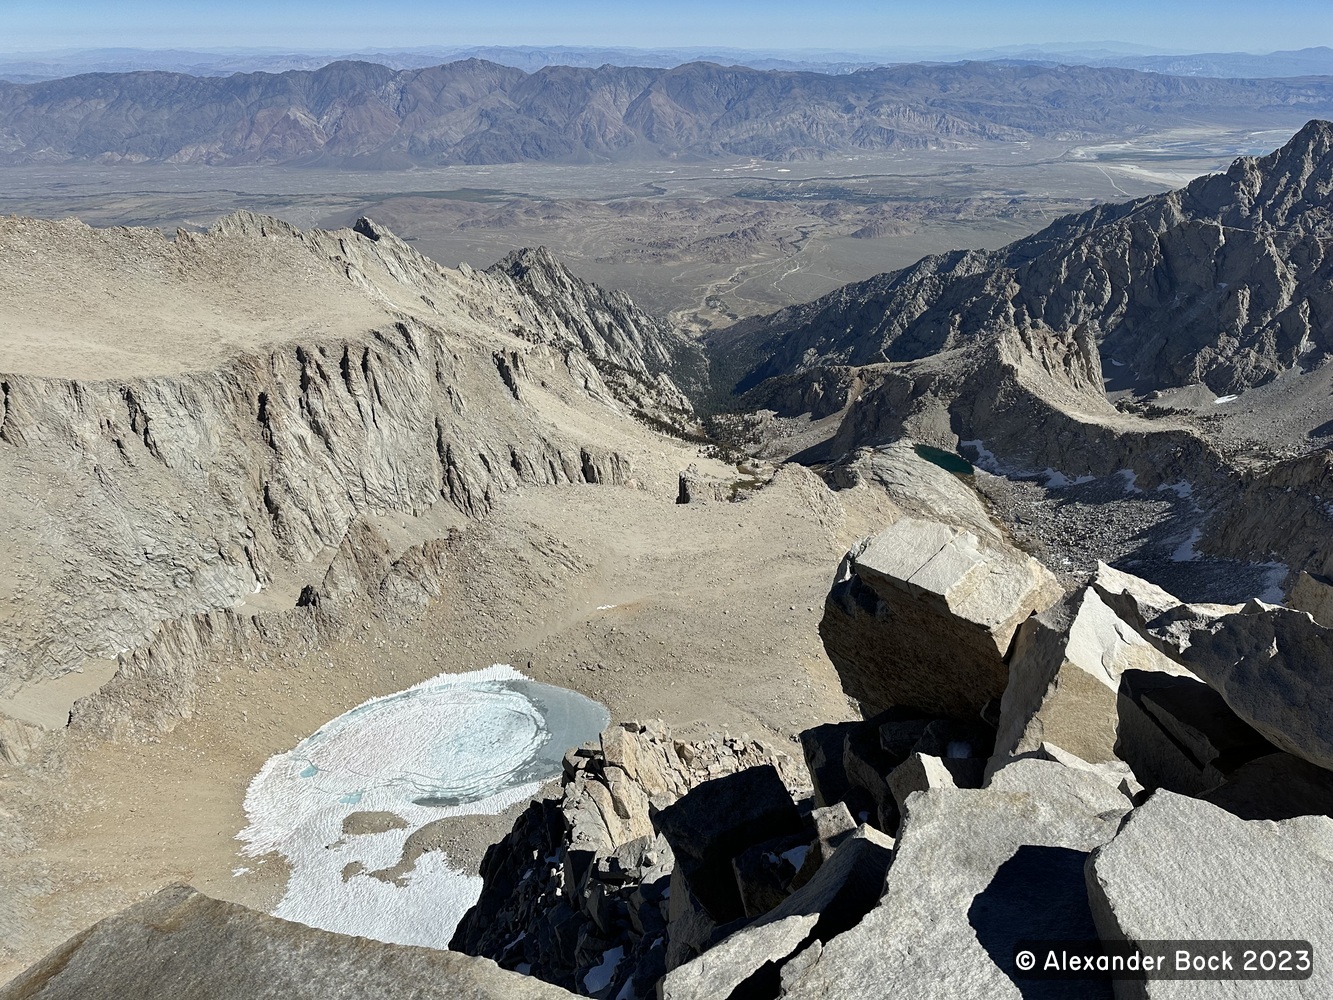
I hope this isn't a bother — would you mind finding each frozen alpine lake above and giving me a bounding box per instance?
[238,664,607,948]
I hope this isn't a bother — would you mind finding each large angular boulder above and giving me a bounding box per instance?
[676,464,729,504]
[1095,567,1333,773]
[780,759,1130,998]
[1086,791,1333,998]
[1165,603,1333,773]
[1287,570,1333,627]
[821,517,1063,718]
[993,586,1191,770]
[887,752,984,817]
[0,884,577,1000]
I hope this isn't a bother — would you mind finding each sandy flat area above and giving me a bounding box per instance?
[0,445,895,984]
[0,216,391,379]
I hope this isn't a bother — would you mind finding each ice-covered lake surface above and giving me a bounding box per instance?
[238,664,608,948]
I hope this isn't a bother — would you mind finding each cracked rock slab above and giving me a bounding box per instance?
[781,759,1129,999]
[822,517,1062,718]
[1086,791,1333,998]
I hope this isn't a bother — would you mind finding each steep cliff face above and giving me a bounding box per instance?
[0,213,697,730]
[487,246,707,428]
[717,121,1333,398]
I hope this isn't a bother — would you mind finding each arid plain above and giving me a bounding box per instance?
[0,126,1278,330]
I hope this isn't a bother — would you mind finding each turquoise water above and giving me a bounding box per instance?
[913,444,975,476]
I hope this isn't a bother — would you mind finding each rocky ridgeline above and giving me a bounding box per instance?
[722,121,1333,398]
[4,62,1331,168]
[714,123,1333,584]
[0,212,702,753]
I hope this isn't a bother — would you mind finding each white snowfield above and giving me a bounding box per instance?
[239,664,607,949]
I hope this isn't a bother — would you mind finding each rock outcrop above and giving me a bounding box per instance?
[992,585,1190,769]
[821,516,1062,718]
[711,124,1333,587]
[450,721,803,999]
[1094,570,1333,772]
[675,464,730,504]
[719,121,1333,400]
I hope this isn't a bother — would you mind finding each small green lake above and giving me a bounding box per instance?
[913,444,975,476]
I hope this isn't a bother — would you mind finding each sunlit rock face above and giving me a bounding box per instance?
[239,665,608,949]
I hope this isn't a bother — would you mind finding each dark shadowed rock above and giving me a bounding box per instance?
[660,826,894,1000]
[781,759,1128,999]
[653,764,803,924]
[1200,752,1333,821]
[731,835,810,919]
[799,721,859,810]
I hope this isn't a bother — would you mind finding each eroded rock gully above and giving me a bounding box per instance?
[0,211,700,747]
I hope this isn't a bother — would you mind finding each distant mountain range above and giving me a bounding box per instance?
[3,58,1333,168]
[0,45,888,82]
[3,44,1333,83]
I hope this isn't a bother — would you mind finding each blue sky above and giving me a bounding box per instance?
[2,0,1328,55]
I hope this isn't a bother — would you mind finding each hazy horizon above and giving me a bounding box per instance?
[3,0,1328,57]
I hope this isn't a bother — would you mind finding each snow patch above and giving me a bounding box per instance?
[959,439,999,472]
[596,604,617,611]
[1109,358,1126,367]
[960,439,1091,488]
[584,946,625,994]
[1171,528,1203,562]
[1041,468,1095,488]
[239,665,607,950]
[1118,469,1142,493]
[1157,480,1194,499]
[1258,562,1290,604]
[780,844,810,869]
[1214,394,1240,405]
